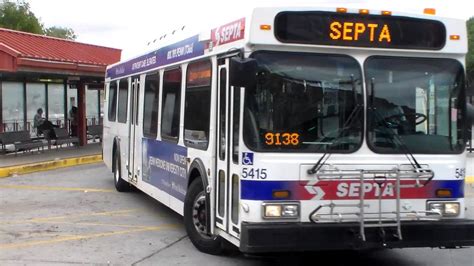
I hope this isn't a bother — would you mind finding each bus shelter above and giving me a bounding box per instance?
[0,28,121,146]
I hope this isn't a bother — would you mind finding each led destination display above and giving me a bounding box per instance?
[275,11,446,50]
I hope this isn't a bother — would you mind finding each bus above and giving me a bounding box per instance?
[103,6,474,254]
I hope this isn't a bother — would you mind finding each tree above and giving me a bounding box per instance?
[44,26,76,40]
[0,0,77,40]
[0,0,43,34]
[467,17,474,86]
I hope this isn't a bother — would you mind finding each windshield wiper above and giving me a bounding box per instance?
[307,77,361,175]
[307,105,361,174]
[369,79,422,171]
[372,111,423,169]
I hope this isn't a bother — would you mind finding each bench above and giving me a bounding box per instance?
[0,131,44,154]
[87,125,103,142]
[0,132,5,152]
[53,128,79,148]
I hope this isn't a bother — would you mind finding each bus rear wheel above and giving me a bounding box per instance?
[184,179,223,255]
[113,150,130,192]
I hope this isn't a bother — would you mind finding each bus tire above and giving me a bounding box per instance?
[184,178,223,255]
[113,150,130,192]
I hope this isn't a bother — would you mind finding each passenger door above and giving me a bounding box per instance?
[215,58,241,239]
[127,76,141,184]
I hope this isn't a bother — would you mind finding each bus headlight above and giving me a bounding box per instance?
[427,201,460,217]
[264,205,282,217]
[444,203,460,216]
[263,202,299,219]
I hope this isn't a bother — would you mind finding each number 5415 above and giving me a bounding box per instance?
[242,168,267,179]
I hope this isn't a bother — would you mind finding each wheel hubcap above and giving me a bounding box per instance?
[192,192,211,239]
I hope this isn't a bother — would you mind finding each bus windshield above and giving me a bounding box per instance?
[243,51,363,152]
[366,57,466,154]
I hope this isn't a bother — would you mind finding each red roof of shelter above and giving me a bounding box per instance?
[0,27,121,76]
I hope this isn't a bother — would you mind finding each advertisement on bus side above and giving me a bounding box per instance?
[142,138,188,201]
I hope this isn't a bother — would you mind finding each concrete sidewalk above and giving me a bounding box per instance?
[0,143,102,178]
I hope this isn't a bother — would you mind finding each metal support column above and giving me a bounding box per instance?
[23,80,27,132]
[0,81,3,133]
[77,81,87,146]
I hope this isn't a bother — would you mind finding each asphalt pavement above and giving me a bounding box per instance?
[0,163,473,265]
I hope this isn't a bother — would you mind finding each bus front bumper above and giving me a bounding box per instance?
[239,220,474,253]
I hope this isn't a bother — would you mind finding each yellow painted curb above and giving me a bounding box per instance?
[467,176,474,184]
[0,155,103,178]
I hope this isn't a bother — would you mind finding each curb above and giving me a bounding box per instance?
[0,154,103,178]
[467,176,474,184]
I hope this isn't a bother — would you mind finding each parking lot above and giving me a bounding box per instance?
[1,163,473,265]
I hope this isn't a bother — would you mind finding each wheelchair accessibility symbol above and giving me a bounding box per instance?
[242,152,254,165]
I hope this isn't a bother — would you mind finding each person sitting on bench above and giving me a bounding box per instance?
[34,108,58,138]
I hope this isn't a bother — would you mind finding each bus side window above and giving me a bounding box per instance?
[219,68,227,160]
[233,87,240,163]
[117,79,128,123]
[143,72,160,139]
[107,81,118,122]
[184,60,212,150]
[161,68,182,142]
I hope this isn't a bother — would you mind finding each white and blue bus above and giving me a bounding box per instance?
[103,6,474,254]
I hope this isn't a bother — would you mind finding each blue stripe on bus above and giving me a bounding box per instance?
[107,35,204,79]
[241,179,465,201]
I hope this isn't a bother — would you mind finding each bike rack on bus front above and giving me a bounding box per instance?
[308,165,440,241]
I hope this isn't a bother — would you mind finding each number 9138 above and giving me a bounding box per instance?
[264,132,300,146]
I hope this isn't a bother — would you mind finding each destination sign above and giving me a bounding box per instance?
[274,11,446,50]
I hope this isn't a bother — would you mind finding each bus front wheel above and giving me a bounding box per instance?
[184,179,223,255]
[113,151,130,192]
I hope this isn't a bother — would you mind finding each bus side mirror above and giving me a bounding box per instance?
[229,57,258,88]
[467,81,474,125]
[467,102,474,126]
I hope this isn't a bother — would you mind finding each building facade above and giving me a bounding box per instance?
[0,28,121,145]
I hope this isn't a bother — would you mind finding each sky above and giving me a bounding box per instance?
[28,0,474,60]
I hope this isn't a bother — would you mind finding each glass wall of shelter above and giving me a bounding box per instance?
[0,81,102,136]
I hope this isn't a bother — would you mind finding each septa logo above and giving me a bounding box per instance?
[336,182,395,198]
[303,180,407,200]
[211,18,245,47]
[305,179,325,200]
